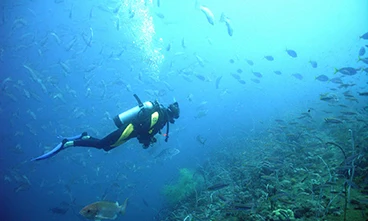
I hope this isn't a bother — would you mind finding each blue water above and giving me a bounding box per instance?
[0,0,367,220]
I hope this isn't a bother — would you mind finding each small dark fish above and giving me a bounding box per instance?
[195,74,206,81]
[309,60,318,68]
[245,59,254,66]
[113,4,121,13]
[358,91,368,96]
[165,43,171,51]
[358,56,368,64]
[236,68,243,74]
[251,78,260,83]
[50,207,69,215]
[155,12,165,19]
[196,135,207,145]
[252,71,262,78]
[238,79,246,84]
[129,10,135,19]
[207,183,229,191]
[324,118,343,124]
[340,111,357,115]
[231,73,241,80]
[275,119,285,123]
[329,77,343,84]
[181,38,186,49]
[359,46,366,56]
[264,55,274,61]
[274,70,282,75]
[142,198,149,207]
[320,94,338,102]
[220,13,233,36]
[232,203,253,211]
[292,73,303,80]
[286,49,297,58]
[215,76,223,89]
[217,194,228,202]
[315,74,329,82]
[229,58,234,64]
[360,31,368,39]
[334,67,358,75]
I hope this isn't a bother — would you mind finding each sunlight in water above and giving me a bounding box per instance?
[120,0,164,81]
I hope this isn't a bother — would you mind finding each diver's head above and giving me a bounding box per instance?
[167,102,180,123]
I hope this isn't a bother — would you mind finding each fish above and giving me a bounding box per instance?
[358,91,368,96]
[116,18,120,30]
[334,67,358,75]
[215,76,222,89]
[50,206,69,215]
[236,68,243,74]
[315,74,329,82]
[330,77,343,84]
[264,55,274,61]
[196,135,207,146]
[274,71,282,75]
[166,43,171,51]
[207,183,229,191]
[220,13,233,36]
[195,74,206,81]
[251,78,260,83]
[292,73,303,80]
[359,46,366,56]
[199,5,215,25]
[229,59,235,64]
[340,111,357,115]
[358,56,368,64]
[324,118,343,124]
[113,4,121,14]
[50,32,61,45]
[231,73,241,80]
[142,198,149,207]
[155,12,165,19]
[154,148,180,160]
[252,71,262,78]
[238,79,246,84]
[360,31,368,39]
[309,60,317,68]
[320,93,338,103]
[195,54,205,67]
[181,38,186,49]
[65,37,77,51]
[230,203,254,211]
[128,9,135,18]
[245,59,254,66]
[286,49,297,58]
[79,199,128,220]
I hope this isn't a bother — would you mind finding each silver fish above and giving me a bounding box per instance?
[200,5,215,25]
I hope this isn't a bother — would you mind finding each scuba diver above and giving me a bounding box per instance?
[32,94,180,161]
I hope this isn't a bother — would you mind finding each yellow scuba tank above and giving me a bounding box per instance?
[113,94,154,128]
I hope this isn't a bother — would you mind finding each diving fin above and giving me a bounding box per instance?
[31,142,63,161]
[31,133,86,161]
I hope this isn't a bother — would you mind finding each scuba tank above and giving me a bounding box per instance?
[113,94,154,128]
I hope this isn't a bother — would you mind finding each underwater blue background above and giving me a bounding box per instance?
[0,0,367,220]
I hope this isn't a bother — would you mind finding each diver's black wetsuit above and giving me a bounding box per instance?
[31,94,180,161]
[73,103,170,151]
